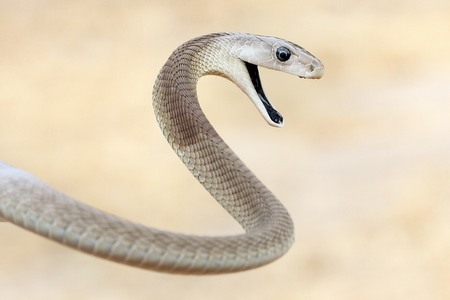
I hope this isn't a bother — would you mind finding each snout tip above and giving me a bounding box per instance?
[299,60,325,79]
[308,58,325,79]
[310,66,324,79]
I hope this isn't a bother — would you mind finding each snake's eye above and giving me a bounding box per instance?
[276,47,291,62]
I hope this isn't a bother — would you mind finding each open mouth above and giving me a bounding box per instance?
[244,62,283,125]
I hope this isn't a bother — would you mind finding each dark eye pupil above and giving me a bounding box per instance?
[276,47,291,62]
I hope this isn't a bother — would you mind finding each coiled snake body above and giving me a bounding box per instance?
[0,33,323,274]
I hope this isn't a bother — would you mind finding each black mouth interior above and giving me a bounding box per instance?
[244,62,283,125]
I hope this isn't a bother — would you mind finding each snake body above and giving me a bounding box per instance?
[0,33,323,274]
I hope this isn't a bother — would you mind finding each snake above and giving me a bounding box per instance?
[0,33,323,274]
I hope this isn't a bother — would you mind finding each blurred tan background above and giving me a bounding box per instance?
[1,0,450,299]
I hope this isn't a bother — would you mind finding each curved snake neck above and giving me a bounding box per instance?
[0,32,315,274]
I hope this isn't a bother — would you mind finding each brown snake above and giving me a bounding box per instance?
[0,33,324,274]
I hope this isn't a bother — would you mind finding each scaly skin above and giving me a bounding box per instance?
[0,33,324,274]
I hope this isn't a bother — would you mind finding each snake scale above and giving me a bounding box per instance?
[0,33,323,274]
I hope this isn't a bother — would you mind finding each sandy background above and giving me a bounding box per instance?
[1,0,450,299]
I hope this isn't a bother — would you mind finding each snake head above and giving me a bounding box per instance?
[233,34,324,127]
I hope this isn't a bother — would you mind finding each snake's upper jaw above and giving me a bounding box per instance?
[244,61,284,127]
